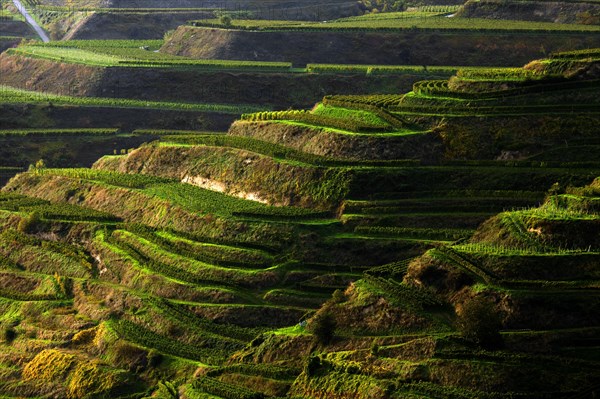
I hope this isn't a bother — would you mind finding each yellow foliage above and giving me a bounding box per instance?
[93,322,117,351]
[66,361,121,399]
[72,326,99,346]
[22,349,77,382]
[23,348,128,399]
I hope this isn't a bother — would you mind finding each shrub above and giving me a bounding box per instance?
[22,349,78,381]
[331,289,346,303]
[308,311,337,345]
[220,14,232,26]
[457,296,503,349]
[72,326,98,346]
[52,273,73,298]
[67,361,129,399]
[305,355,322,377]
[112,341,149,372]
[17,211,41,233]
[3,327,16,343]
[370,341,380,356]
[147,349,162,368]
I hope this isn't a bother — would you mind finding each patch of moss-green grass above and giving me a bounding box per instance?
[8,45,292,71]
[312,104,390,128]
[154,230,275,268]
[260,120,426,137]
[110,230,282,288]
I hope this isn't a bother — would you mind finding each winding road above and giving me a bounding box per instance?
[12,0,50,42]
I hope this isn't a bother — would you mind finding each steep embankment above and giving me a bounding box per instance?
[228,121,442,161]
[0,53,103,97]
[63,11,214,40]
[0,132,158,168]
[0,36,22,53]
[57,0,361,39]
[162,26,600,66]
[93,143,352,208]
[0,20,35,38]
[457,0,600,24]
[2,172,285,242]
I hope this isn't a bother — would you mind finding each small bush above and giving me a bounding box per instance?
[147,349,162,368]
[153,381,178,398]
[308,311,337,345]
[457,296,503,349]
[17,211,41,233]
[332,289,346,303]
[3,327,16,343]
[370,341,380,356]
[67,361,129,399]
[112,341,149,372]
[305,355,321,377]
[72,327,98,346]
[220,14,232,26]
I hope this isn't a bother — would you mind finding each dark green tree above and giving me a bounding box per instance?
[219,14,232,27]
[309,311,336,345]
[457,296,503,349]
[3,327,16,344]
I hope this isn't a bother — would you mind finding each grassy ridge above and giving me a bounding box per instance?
[8,45,293,71]
[0,85,265,114]
[190,16,600,32]
[40,39,164,49]
[306,64,460,75]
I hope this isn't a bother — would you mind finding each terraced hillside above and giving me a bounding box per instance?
[163,13,600,66]
[0,39,457,110]
[0,48,599,398]
[251,176,600,399]
[229,49,600,160]
[13,0,363,40]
